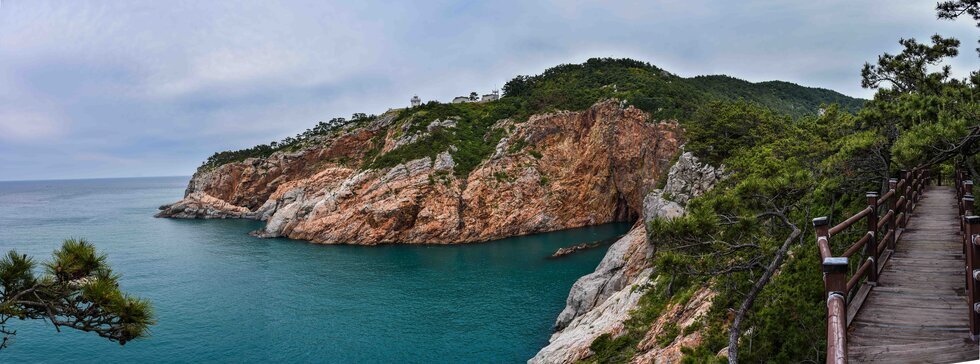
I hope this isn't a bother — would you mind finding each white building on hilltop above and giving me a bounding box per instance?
[451,90,499,104]
[481,90,500,102]
[410,95,421,107]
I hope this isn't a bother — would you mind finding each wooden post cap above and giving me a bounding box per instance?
[822,257,849,272]
[966,216,980,224]
[866,192,879,198]
[813,216,830,226]
[965,196,975,202]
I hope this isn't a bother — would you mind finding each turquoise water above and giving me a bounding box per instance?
[0,177,630,363]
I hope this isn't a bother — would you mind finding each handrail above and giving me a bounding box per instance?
[876,210,893,230]
[842,232,871,258]
[847,259,873,292]
[815,168,929,364]
[954,167,979,340]
[876,189,895,206]
[829,207,872,236]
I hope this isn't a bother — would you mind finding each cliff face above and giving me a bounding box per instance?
[158,100,682,245]
[531,152,724,364]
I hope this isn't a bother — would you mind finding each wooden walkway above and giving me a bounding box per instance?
[848,186,979,363]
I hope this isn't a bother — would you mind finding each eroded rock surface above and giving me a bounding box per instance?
[659,151,725,206]
[533,150,724,364]
[159,101,682,245]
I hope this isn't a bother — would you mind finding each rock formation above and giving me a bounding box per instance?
[158,101,683,245]
[531,151,724,364]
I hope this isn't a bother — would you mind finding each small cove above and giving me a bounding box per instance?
[0,177,631,363]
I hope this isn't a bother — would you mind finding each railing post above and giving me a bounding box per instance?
[824,256,848,364]
[966,216,980,340]
[957,170,965,198]
[866,192,879,284]
[900,170,910,229]
[915,169,925,203]
[960,178,967,222]
[887,179,898,250]
[814,217,832,261]
[965,195,974,256]
[967,195,975,217]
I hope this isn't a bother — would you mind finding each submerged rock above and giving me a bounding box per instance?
[550,242,601,258]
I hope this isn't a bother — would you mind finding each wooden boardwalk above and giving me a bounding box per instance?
[848,186,980,363]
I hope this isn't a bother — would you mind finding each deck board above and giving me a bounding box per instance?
[847,186,980,363]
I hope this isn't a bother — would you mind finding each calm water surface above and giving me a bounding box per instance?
[0,177,629,363]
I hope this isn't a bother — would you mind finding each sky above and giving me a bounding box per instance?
[0,1,977,181]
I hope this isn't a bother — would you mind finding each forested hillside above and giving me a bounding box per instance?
[198,58,863,172]
[584,2,979,362]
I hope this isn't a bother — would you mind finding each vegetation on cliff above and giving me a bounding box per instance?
[198,58,863,175]
[0,239,154,349]
[199,113,379,170]
[586,2,979,363]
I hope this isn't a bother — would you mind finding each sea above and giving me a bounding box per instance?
[0,176,629,363]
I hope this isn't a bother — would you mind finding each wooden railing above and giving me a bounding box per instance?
[954,168,980,340]
[814,168,928,364]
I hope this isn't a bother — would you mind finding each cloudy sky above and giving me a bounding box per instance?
[0,1,977,181]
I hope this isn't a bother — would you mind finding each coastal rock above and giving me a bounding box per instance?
[553,226,650,331]
[660,152,725,205]
[534,151,723,363]
[158,101,683,245]
[530,268,653,364]
[642,191,684,224]
[155,192,252,219]
[550,242,601,258]
[631,287,715,363]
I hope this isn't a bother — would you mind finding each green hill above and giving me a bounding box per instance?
[200,58,865,172]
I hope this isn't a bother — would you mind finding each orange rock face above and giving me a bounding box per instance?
[159,101,682,245]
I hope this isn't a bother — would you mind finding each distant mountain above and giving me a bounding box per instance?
[686,75,864,117]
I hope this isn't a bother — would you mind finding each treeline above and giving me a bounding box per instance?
[502,57,864,121]
[366,57,863,178]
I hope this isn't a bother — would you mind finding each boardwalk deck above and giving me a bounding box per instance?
[848,186,980,363]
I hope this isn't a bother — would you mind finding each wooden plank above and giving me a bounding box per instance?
[847,284,872,326]
[849,338,978,363]
[846,186,979,362]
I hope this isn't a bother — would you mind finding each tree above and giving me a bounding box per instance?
[469,92,478,100]
[502,75,534,97]
[0,239,154,350]
[860,35,960,95]
[937,0,980,55]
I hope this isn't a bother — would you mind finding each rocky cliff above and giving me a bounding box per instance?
[531,151,724,364]
[158,100,682,245]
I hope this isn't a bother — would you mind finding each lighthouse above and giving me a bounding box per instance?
[410,95,421,108]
